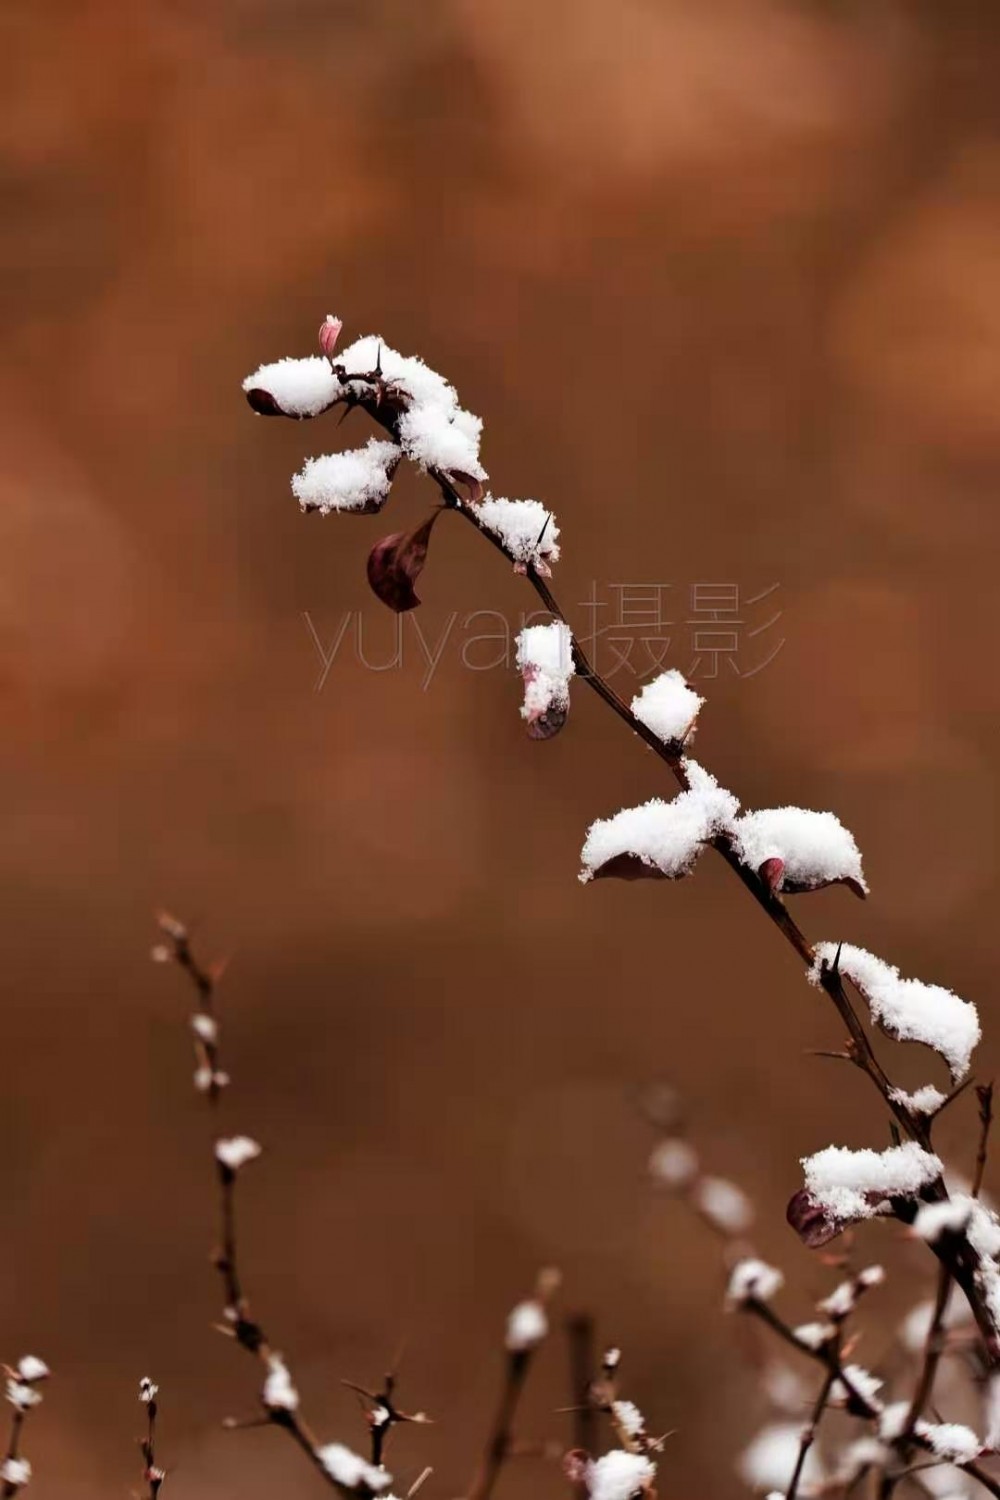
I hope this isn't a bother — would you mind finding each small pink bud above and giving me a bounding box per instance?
[759,857,785,895]
[367,512,440,613]
[318,315,343,359]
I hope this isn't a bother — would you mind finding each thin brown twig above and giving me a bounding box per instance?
[786,1361,838,1500]
[974,1085,995,1199]
[745,1297,1000,1500]
[139,1380,165,1499]
[281,375,1000,1362]
[155,919,392,1499]
[465,1349,535,1500]
[0,1410,25,1500]
[565,1316,598,1469]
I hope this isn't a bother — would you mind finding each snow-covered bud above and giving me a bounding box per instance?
[515,622,574,740]
[5,1381,41,1412]
[830,1365,883,1414]
[1,1458,31,1490]
[630,670,703,747]
[156,911,187,941]
[191,1014,219,1045]
[692,1176,753,1236]
[139,1377,159,1405]
[215,1136,262,1174]
[316,1443,391,1494]
[505,1299,548,1353]
[586,1449,655,1500]
[196,1066,230,1093]
[730,807,867,898]
[262,1354,299,1414]
[15,1358,48,1384]
[912,1198,973,1244]
[611,1400,646,1441]
[150,944,172,964]
[318,315,343,360]
[726,1258,783,1307]
[648,1138,698,1189]
[793,1321,836,1351]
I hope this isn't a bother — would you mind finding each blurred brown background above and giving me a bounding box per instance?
[2,0,1000,1495]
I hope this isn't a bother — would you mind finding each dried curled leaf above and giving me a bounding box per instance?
[366,512,440,613]
[245,387,288,417]
[786,1189,842,1249]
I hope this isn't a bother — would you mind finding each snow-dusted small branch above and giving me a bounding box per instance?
[153,919,417,1499]
[1,1358,48,1498]
[465,1270,561,1500]
[138,1377,165,1499]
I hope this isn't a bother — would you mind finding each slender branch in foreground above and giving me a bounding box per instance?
[465,1270,560,1500]
[0,1411,25,1500]
[138,1378,165,1499]
[0,1357,49,1499]
[746,1297,1000,1500]
[565,1316,598,1470]
[154,919,408,1499]
[271,370,1000,1364]
[785,1361,838,1500]
[974,1085,995,1200]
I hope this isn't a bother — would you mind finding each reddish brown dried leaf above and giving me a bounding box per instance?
[366,512,440,613]
[589,853,671,882]
[786,1189,842,1249]
[245,387,288,416]
[525,701,569,740]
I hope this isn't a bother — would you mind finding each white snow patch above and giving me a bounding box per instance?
[476,497,560,567]
[587,1450,655,1500]
[630,671,703,746]
[811,943,980,1083]
[243,356,343,417]
[800,1142,942,1226]
[316,1443,392,1493]
[579,761,738,883]
[727,1258,784,1306]
[292,439,401,515]
[731,806,866,893]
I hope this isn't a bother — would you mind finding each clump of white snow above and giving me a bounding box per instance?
[890,1085,948,1116]
[693,1175,753,1235]
[727,1258,784,1306]
[243,356,343,417]
[811,943,980,1083]
[292,439,401,515]
[630,671,703,746]
[215,1136,262,1172]
[515,622,574,734]
[316,1443,392,1494]
[262,1354,299,1413]
[830,1365,883,1411]
[740,1423,824,1493]
[731,806,867,895]
[476,497,560,569]
[648,1138,699,1188]
[506,1299,548,1352]
[397,401,484,480]
[793,1321,835,1350]
[612,1400,646,1439]
[586,1450,655,1500]
[800,1142,943,1227]
[913,1199,974,1244]
[579,760,738,883]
